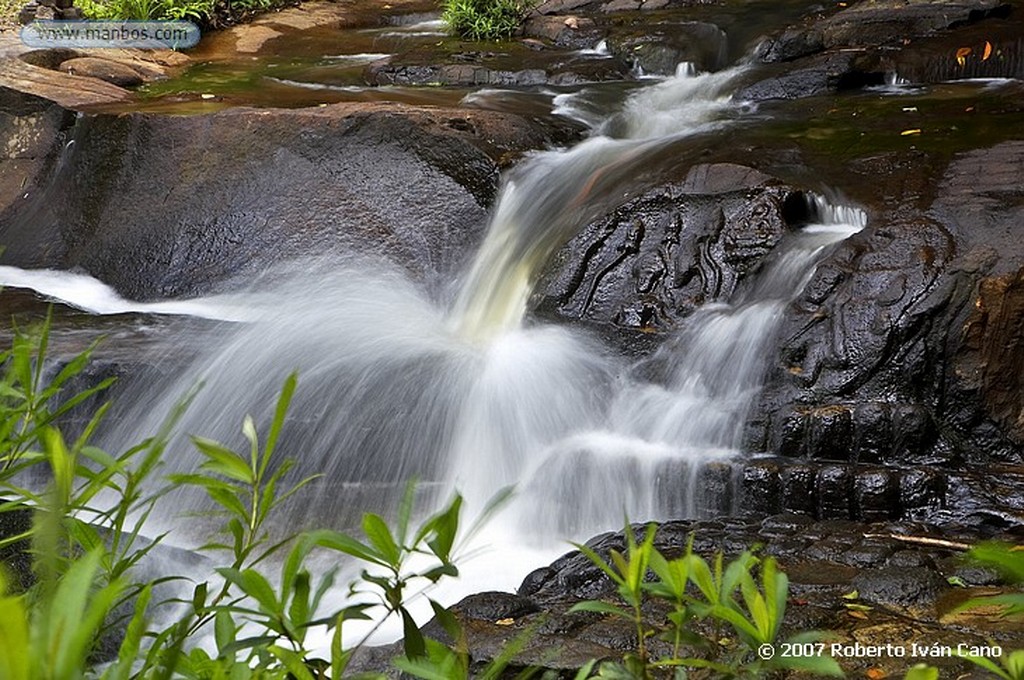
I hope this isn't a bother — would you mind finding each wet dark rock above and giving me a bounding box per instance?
[537,164,798,332]
[816,465,853,519]
[378,517,1023,679]
[747,140,1024,496]
[0,101,569,299]
[837,542,896,568]
[853,469,898,522]
[742,0,1015,100]
[887,550,936,568]
[851,565,948,615]
[449,591,541,622]
[780,465,817,515]
[522,14,603,49]
[606,20,727,75]
[0,89,74,227]
[760,511,813,535]
[365,45,631,87]
[739,459,783,517]
[736,51,863,101]
[941,557,1004,586]
[757,0,1008,63]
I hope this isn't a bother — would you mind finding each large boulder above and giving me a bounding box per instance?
[0,96,577,299]
[536,163,806,332]
[750,141,1024,487]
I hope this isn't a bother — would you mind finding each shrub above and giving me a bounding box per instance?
[441,0,535,41]
[75,0,278,28]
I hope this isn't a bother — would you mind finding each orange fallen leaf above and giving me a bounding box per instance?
[983,41,993,61]
[848,610,869,620]
[867,668,888,680]
[901,129,922,136]
[956,46,972,67]
[495,618,515,626]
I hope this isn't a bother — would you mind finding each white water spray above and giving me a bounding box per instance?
[2,63,868,642]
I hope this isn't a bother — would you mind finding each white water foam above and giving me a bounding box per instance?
[0,266,253,321]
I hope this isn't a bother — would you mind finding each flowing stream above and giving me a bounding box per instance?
[0,62,865,638]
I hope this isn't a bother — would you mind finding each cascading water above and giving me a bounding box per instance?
[506,200,865,539]
[0,62,866,633]
[452,64,748,341]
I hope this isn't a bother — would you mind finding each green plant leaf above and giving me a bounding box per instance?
[568,600,633,620]
[0,577,29,680]
[307,529,389,568]
[363,513,402,566]
[966,542,1024,583]
[956,653,1012,680]
[263,372,296,469]
[903,664,940,680]
[214,609,235,653]
[191,436,254,484]
[401,606,426,659]
[218,568,280,616]
[773,653,845,676]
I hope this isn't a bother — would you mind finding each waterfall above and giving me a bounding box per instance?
[0,66,866,559]
[451,197,865,540]
[451,64,748,342]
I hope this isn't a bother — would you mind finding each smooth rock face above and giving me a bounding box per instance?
[0,89,72,226]
[757,0,1008,63]
[0,100,570,299]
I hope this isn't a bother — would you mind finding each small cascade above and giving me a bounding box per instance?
[452,64,749,342]
[499,197,866,540]
[576,40,610,57]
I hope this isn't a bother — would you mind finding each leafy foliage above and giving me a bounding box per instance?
[441,0,535,41]
[75,0,282,27]
[570,526,843,679]
[5,315,1018,680]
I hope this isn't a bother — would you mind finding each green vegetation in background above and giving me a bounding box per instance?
[73,0,534,44]
[441,0,536,41]
[74,0,289,27]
